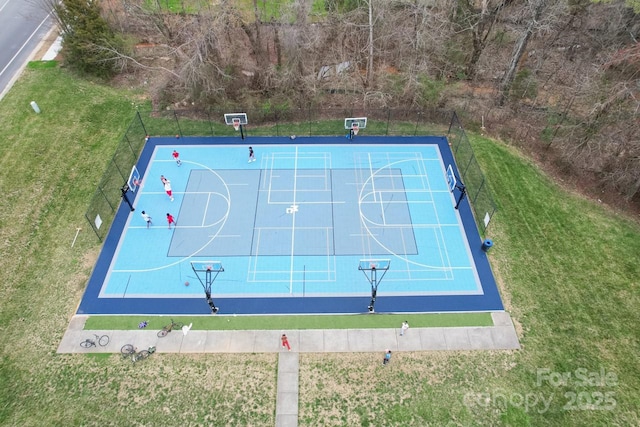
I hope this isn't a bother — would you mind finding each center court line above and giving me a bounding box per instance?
[289,146,299,294]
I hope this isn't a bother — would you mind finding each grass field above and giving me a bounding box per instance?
[83,313,494,331]
[0,64,638,426]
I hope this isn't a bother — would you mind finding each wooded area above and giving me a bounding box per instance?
[52,0,640,211]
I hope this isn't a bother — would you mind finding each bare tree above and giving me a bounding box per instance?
[366,0,374,87]
[498,0,548,104]
[457,0,513,80]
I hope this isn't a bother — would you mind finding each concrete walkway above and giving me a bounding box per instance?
[58,312,519,426]
[276,352,299,427]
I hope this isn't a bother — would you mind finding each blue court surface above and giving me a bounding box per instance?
[78,136,503,315]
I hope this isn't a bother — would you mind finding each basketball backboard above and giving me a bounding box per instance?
[358,259,390,271]
[224,113,248,126]
[190,261,224,272]
[127,166,141,193]
[446,164,457,192]
[344,117,367,130]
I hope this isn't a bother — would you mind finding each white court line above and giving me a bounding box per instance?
[247,231,259,282]
[257,225,335,230]
[419,154,455,273]
[418,158,455,274]
[357,156,454,271]
[368,153,377,203]
[202,192,211,227]
[288,146,299,294]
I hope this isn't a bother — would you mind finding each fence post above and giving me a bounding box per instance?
[206,110,215,136]
[85,213,102,242]
[137,110,148,137]
[173,110,182,137]
[472,178,486,205]
[414,111,422,136]
[98,187,115,213]
[448,111,456,135]
[386,108,391,135]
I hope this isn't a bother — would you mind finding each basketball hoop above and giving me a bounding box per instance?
[352,124,359,135]
[232,118,241,131]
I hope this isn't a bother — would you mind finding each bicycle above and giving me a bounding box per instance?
[157,319,184,337]
[121,344,156,363]
[80,334,110,348]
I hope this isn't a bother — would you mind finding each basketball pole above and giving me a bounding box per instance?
[120,184,135,212]
[359,261,389,313]
[454,183,467,210]
[191,263,223,314]
[240,124,245,140]
[204,269,219,313]
[368,266,378,312]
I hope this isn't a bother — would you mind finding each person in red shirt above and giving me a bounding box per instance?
[166,213,176,229]
[281,334,291,351]
[172,150,182,166]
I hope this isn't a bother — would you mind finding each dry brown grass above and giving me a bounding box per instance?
[298,351,524,426]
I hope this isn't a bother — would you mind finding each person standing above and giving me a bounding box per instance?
[382,349,392,365]
[166,213,176,229]
[161,175,174,201]
[400,320,409,336]
[172,150,182,166]
[140,211,152,228]
[248,146,256,163]
[281,334,291,351]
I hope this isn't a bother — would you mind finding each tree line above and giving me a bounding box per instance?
[49,0,640,205]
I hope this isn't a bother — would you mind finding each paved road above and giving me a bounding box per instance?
[0,0,55,100]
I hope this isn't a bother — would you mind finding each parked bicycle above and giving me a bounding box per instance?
[80,334,110,348]
[157,319,184,337]
[121,344,156,363]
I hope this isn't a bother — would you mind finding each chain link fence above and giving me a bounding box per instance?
[85,108,495,240]
[448,112,497,233]
[85,111,147,240]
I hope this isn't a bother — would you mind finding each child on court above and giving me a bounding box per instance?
[141,211,152,228]
[161,175,174,201]
[172,150,182,166]
[166,213,176,229]
[248,146,256,163]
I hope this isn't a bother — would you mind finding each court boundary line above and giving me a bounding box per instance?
[79,136,503,315]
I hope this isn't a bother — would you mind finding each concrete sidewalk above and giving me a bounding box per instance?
[59,312,519,427]
[58,312,519,354]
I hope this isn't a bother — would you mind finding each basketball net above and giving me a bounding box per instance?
[233,119,241,131]
[352,124,359,135]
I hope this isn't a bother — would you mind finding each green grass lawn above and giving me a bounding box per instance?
[84,313,493,331]
[149,0,328,20]
[0,63,638,426]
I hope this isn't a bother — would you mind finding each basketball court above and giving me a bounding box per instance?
[78,117,503,315]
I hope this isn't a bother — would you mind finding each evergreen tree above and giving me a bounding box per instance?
[53,0,123,78]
